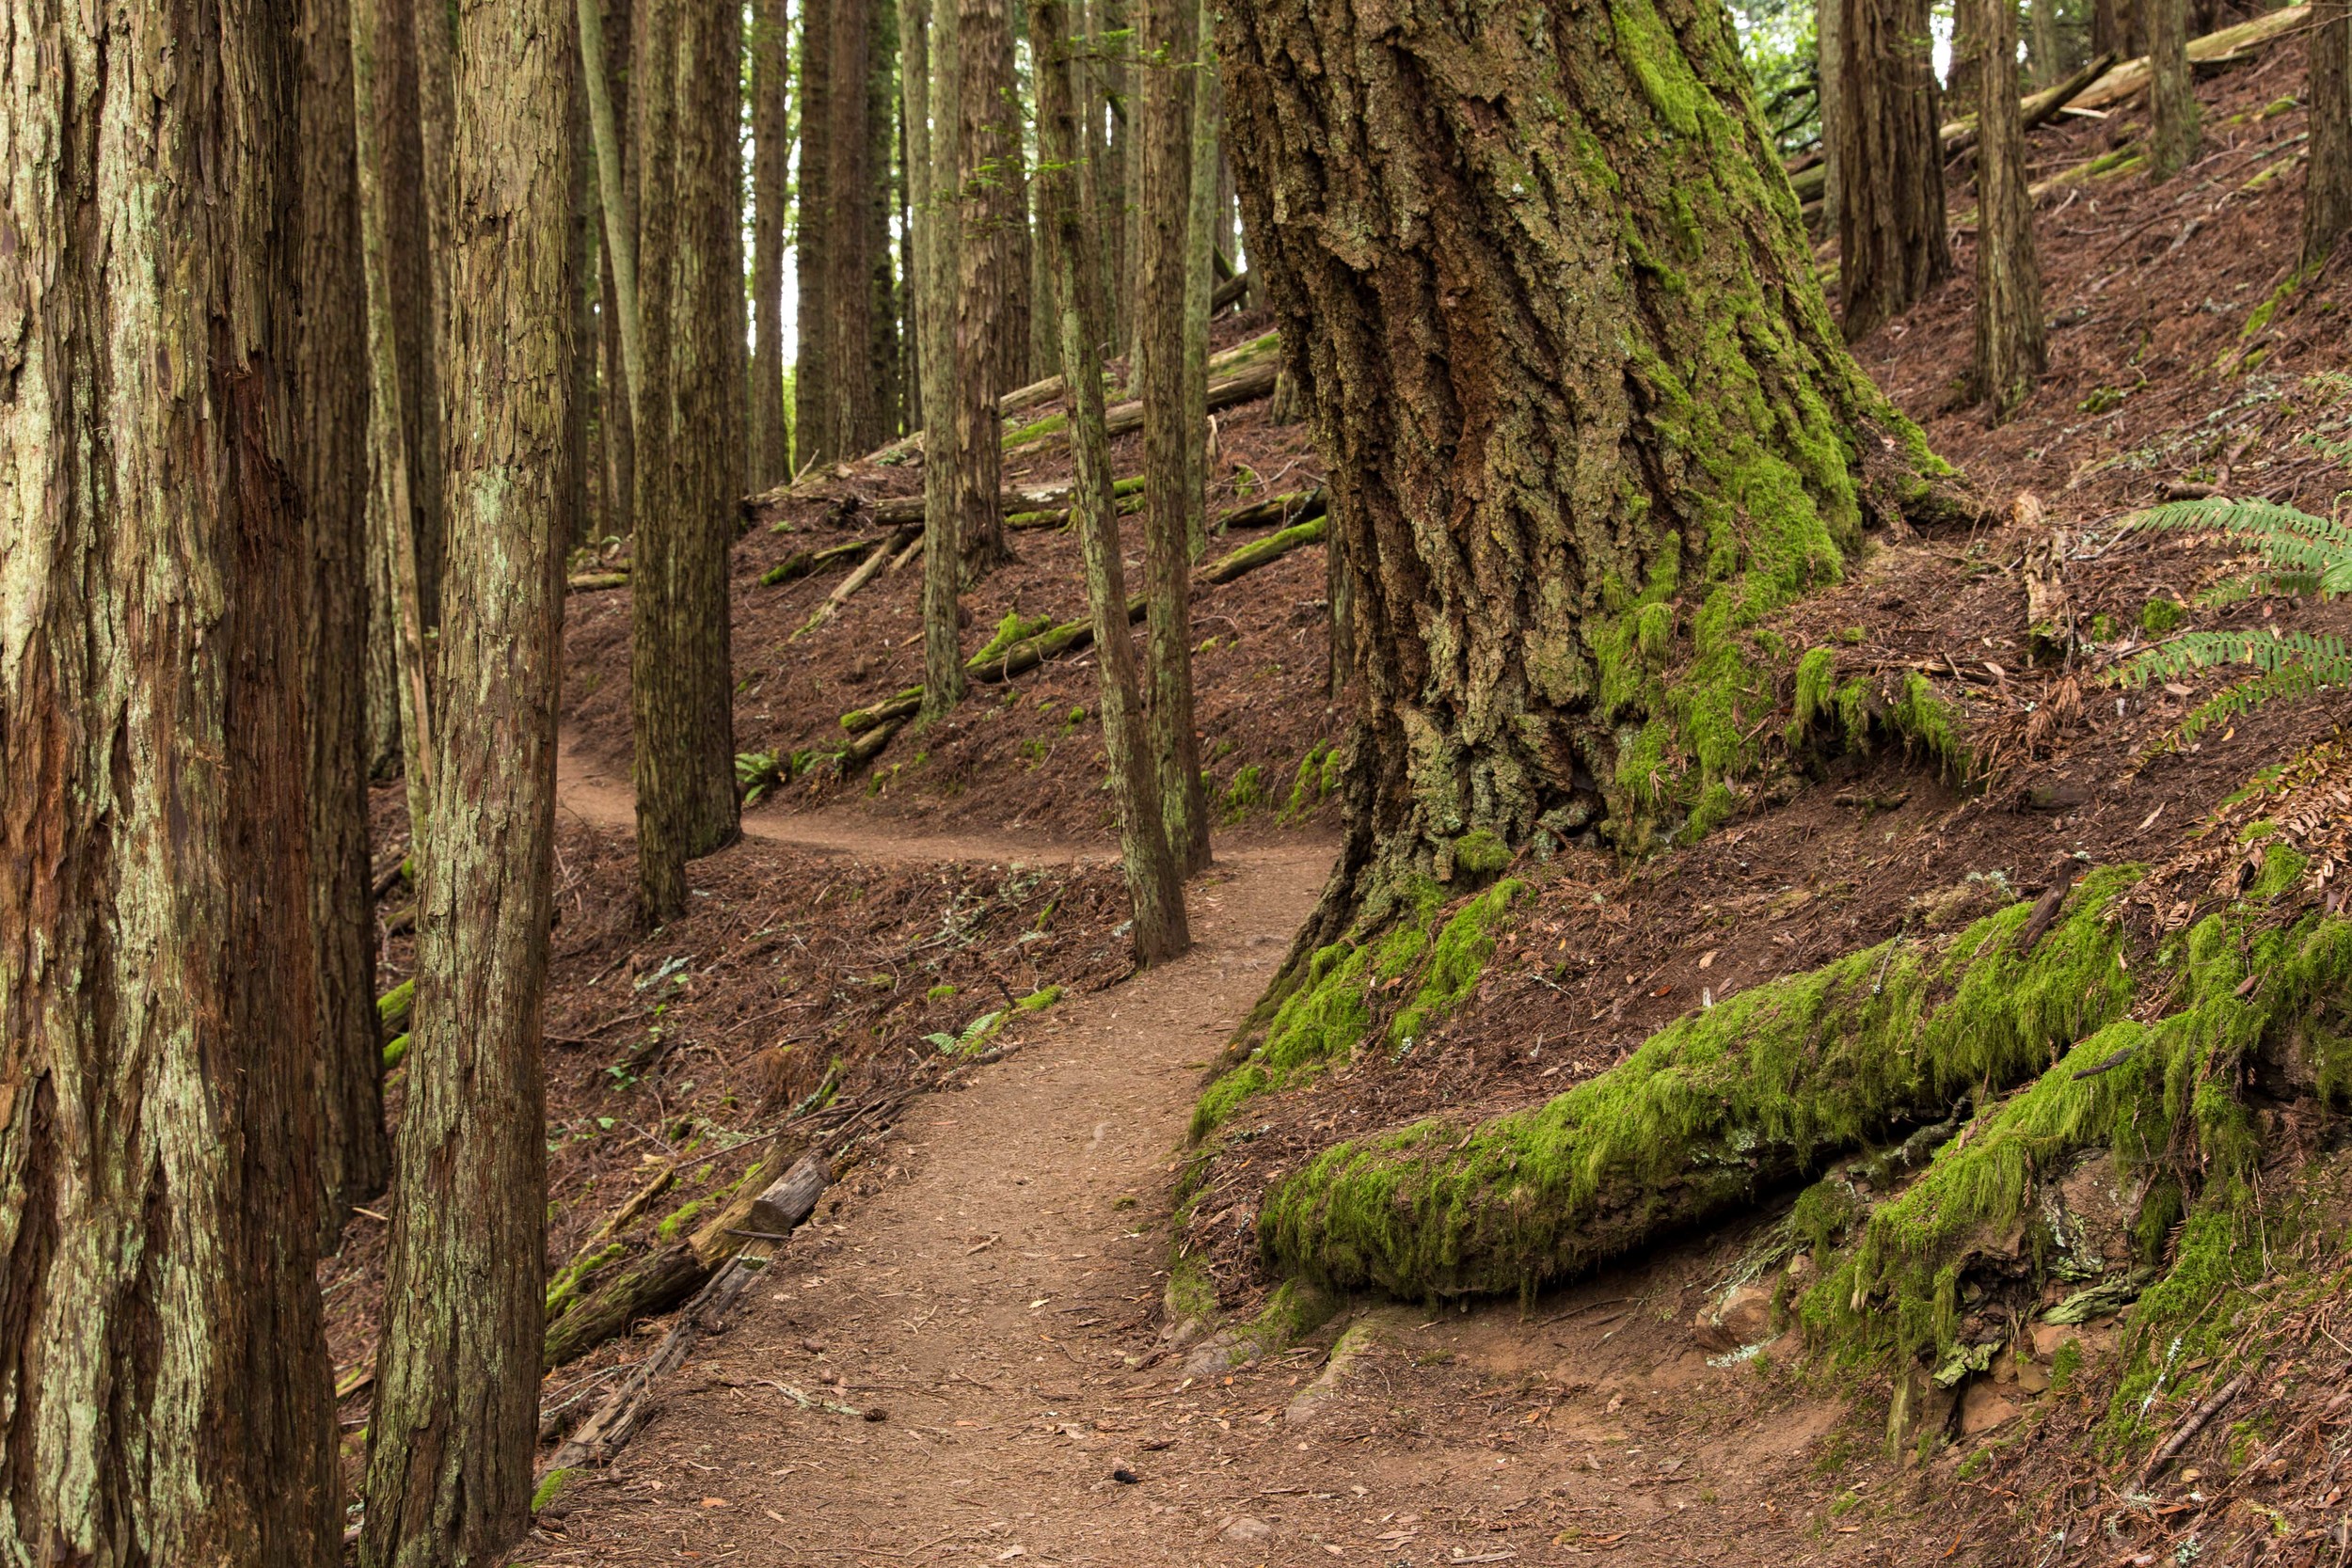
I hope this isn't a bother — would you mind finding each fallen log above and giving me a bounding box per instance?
[760,532,892,585]
[2069,7,2309,113]
[1216,487,1326,533]
[566,569,629,594]
[792,526,915,640]
[1201,514,1326,584]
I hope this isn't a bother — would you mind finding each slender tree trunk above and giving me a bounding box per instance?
[1181,0,1219,559]
[869,4,907,443]
[2147,0,2198,179]
[1141,0,1211,874]
[581,0,643,408]
[1097,0,1132,348]
[902,77,924,432]
[303,0,389,1251]
[2029,0,2066,86]
[1031,143,1062,383]
[1216,0,1961,956]
[829,0,879,456]
[1817,0,1843,238]
[753,0,791,482]
[1836,0,1950,340]
[596,0,638,542]
[569,77,599,538]
[629,0,743,924]
[1031,0,1194,965]
[2310,0,2352,269]
[957,0,1016,578]
[358,0,570,1559]
[912,0,970,721]
[796,0,837,467]
[1967,0,2046,420]
[0,11,340,1563]
[991,4,1035,400]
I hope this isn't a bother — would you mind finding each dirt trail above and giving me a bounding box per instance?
[536,743,1900,1568]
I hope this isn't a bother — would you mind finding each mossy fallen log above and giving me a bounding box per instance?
[566,569,630,594]
[1200,515,1326,585]
[761,533,891,586]
[1216,487,1325,533]
[1257,868,2144,1300]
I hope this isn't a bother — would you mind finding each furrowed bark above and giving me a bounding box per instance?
[955,0,1016,578]
[2146,0,2199,178]
[1032,0,1193,965]
[1838,0,1952,339]
[797,0,838,467]
[753,0,789,483]
[358,0,571,1560]
[303,0,390,1249]
[0,9,341,1560]
[1964,0,2047,421]
[1216,0,1959,955]
[826,0,880,458]
[1182,0,1219,560]
[580,0,643,407]
[2309,0,2352,269]
[910,0,970,721]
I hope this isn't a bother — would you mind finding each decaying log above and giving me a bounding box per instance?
[566,569,630,594]
[1199,514,1327,585]
[2067,7,2309,113]
[792,526,916,640]
[760,532,892,586]
[1215,487,1325,533]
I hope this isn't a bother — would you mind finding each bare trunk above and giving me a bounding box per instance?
[957,0,1016,578]
[1966,0,2046,420]
[596,0,638,541]
[796,0,838,467]
[1141,0,1211,874]
[753,0,790,483]
[2311,0,2352,269]
[828,0,879,457]
[1836,0,1951,340]
[358,0,571,1559]
[913,0,971,721]
[1,8,341,1561]
[1182,0,1219,560]
[867,1,906,445]
[2029,0,2066,86]
[303,0,389,1251]
[2146,0,2199,179]
[1817,0,1843,237]
[1031,0,1195,965]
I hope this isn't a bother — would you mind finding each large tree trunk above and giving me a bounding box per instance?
[1141,0,1211,874]
[357,0,572,1557]
[828,0,880,457]
[0,6,341,1562]
[1837,0,1951,339]
[2146,0,2199,179]
[910,0,971,721]
[753,0,792,485]
[866,1,907,445]
[1965,0,2046,420]
[956,0,1016,578]
[2311,0,2352,269]
[1216,0,1958,958]
[302,0,389,1251]
[628,0,743,924]
[1032,0,1195,966]
[796,0,838,468]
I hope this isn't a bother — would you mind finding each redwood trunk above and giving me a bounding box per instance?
[911,0,971,720]
[1216,0,1957,956]
[1140,0,1211,873]
[796,0,838,467]
[827,0,879,457]
[2311,0,2352,269]
[2146,0,2198,179]
[1836,0,1950,340]
[1965,0,2047,420]
[752,0,792,484]
[0,7,340,1561]
[358,0,572,1557]
[956,0,1015,578]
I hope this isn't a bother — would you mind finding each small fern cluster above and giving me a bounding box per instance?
[2112,497,2351,743]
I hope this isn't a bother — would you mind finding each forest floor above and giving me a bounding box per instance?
[331,29,2352,1567]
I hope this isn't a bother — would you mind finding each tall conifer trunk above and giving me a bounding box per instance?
[2146,0,2199,179]
[2310,0,2352,268]
[1836,0,1950,339]
[911,0,971,721]
[1965,0,2046,420]
[0,6,341,1561]
[1032,0,1194,963]
[796,0,838,467]
[753,0,793,484]
[1216,0,1965,972]
[358,0,572,1557]
[956,0,1016,578]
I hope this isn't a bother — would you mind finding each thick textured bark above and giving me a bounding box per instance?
[796,0,838,467]
[1837,0,1949,340]
[829,0,880,456]
[910,0,970,721]
[0,6,341,1563]
[1032,0,1195,965]
[1216,0,1955,948]
[752,0,791,485]
[1965,0,2046,420]
[957,0,1016,578]
[357,0,571,1560]
[628,0,744,923]
[2146,0,2199,179]
[1141,0,1211,873]
[2312,0,2352,268]
[867,0,906,443]
[302,0,389,1249]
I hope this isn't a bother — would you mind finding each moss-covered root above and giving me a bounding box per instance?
[1177,1277,1344,1380]
[1259,870,2142,1300]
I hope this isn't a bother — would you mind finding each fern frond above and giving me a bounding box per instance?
[2130,498,2352,596]
[2177,666,2328,745]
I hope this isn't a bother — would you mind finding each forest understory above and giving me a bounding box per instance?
[288,38,2352,1567]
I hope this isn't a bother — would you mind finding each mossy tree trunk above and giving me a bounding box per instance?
[0,8,341,1560]
[909,0,971,721]
[1836,0,1950,339]
[956,0,1016,578]
[2146,0,2199,179]
[1142,0,1212,875]
[2306,0,2351,269]
[1216,0,1963,964]
[1032,0,1195,965]
[1964,0,2046,421]
[629,0,743,925]
[357,0,572,1557]
[302,0,389,1250]
[1181,0,1219,559]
